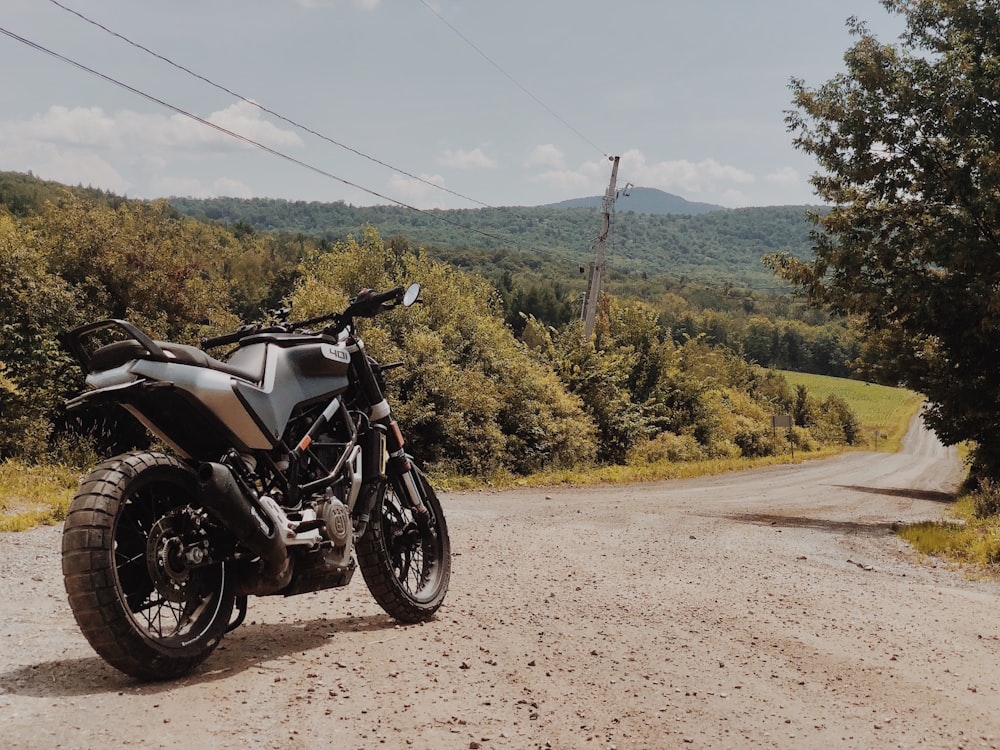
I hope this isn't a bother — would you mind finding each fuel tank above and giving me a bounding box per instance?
[231,335,351,445]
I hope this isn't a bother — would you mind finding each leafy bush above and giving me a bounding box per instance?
[288,226,597,477]
[732,416,775,458]
[0,181,867,477]
[793,393,864,447]
[972,479,1000,520]
[627,432,705,465]
[0,215,80,460]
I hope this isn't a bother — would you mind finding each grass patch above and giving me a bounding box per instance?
[433,447,844,492]
[897,491,1000,572]
[0,460,79,532]
[781,370,924,452]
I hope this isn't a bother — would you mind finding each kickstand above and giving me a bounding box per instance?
[226,595,248,633]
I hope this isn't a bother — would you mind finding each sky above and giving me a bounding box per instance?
[0,0,906,211]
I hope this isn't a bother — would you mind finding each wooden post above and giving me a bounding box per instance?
[582,155,620,338]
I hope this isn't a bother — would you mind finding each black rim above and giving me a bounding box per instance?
[382,486,444,602]
[112,476,227,646]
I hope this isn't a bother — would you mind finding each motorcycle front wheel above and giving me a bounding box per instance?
[62,451,235,681]
[357,466,451,622]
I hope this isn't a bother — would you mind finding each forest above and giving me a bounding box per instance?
[168,188,857,378]
[1,171,863,477]
[167,194,821,289]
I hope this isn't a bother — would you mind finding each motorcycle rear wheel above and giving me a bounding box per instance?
[357,466,451,622]
[62,451,235,681]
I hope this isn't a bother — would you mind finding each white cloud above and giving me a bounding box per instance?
[528,166,598,193]
[293,0,380,9]
[527,148,757,204]
[388,172,449,209]
[47,153,129,194]
[206,101,304,150]
[0,129,130,193]
[721,188,752,206]
[526,154,617,194]
[153,175,254,199]
[764,166,800,186]
[151,176,212,199]
[524,144,566,169]
[133,102,303,152]
[0,102,303,199]
[619,149,754,194]
[12,105,116,147]
[211,177,256,198]
[437,147,497,170]
[2,102,301,155]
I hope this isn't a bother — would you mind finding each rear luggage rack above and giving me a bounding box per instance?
[59,319,169,374]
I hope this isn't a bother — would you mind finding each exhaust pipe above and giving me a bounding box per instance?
[198,462,292,595]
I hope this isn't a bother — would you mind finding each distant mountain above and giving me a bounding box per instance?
[543,187,725,216]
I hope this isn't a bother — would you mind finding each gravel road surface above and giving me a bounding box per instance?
[4,416,998,749]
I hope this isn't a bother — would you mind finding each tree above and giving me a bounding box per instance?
[768,0,1000,478]
[0,215,80,459]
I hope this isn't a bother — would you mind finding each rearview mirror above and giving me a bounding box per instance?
[402,283,421,307]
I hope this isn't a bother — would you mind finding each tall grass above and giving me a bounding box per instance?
[0,460,79,532]
[897,491,1000,569]
[434,446,847,491]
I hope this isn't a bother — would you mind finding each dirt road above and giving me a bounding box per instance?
[3,416,999,749]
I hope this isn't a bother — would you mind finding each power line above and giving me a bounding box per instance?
[1,15,613,274]
[45,0,492,209]
[1,23,599,272]
[0,25,517,247]
[416,0,606,157]
[44,1,624,273]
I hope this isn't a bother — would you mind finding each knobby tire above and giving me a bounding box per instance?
[62,451,234,681]
[357,467,451,622]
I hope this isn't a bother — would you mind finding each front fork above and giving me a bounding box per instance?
[354,431,429,540]
[387,452,428,517]
[349,339,428,523]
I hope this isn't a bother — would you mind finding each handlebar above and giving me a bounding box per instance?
[368,286,405,306]
[200,324,285,350]
[346,286,405,318]
[201,329,250,350]
[200,283,419,350]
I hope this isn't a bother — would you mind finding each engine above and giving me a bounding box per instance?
[249,408,363,596]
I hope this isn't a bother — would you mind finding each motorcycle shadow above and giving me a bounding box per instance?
[0,613,398,697]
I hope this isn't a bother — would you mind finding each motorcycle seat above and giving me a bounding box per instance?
[89,339,266,383]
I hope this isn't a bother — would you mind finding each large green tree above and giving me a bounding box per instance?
[769,0,1000,477]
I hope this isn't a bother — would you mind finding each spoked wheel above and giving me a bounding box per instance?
[62,452,235,681]
[357,466,451,622]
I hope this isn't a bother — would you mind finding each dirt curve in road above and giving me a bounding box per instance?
[4,416,1000,750]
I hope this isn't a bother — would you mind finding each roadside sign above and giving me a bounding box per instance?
[772,415,794,459]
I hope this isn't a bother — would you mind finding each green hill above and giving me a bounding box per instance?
[0,170,123,216]
[167,196,821,290]
[0,170,821,291]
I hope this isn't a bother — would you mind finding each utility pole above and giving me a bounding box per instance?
[582,155,620,338]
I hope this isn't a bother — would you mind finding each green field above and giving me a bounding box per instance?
[781,370,924,452]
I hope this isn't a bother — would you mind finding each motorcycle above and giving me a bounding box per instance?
[58,283,450,681]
